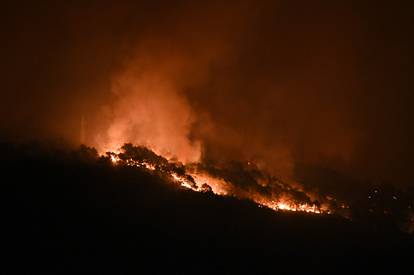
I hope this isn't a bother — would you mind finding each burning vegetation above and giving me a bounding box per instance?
[2,140,412,232]
[102,143,338,215]
[95,143,414,232]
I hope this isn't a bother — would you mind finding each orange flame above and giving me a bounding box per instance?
[107,151,331,215]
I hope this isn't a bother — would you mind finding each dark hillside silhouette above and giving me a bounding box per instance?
[1,142,413,274]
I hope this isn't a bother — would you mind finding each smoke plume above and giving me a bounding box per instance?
[1,1,414,193]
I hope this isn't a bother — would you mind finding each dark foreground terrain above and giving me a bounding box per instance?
[2,142,413,274]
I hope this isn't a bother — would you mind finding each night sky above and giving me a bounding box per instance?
[1,0,414,186]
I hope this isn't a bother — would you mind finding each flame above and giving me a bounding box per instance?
[188,172,230,195]
[168,169,230,195]
[105,148,332,215]
[110,154,120,164]
[171,173,196,190]
[259,198,325,214]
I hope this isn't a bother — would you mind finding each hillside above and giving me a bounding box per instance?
[2,142,413,274]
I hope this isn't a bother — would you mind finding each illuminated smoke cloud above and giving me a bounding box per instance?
[1,1,414,193]
[95,55,202,163]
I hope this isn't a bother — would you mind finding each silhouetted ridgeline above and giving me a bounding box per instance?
[1,141,413,274]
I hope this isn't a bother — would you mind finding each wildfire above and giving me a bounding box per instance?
[104,145,332,215]
[171,173,196,190]
[188,172,230,195]
[259,199,325,214]
[110,154,120,164]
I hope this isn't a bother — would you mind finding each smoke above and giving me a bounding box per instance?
[88,1,255,164]
[94,51,203,163]
[1,1,414,192]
